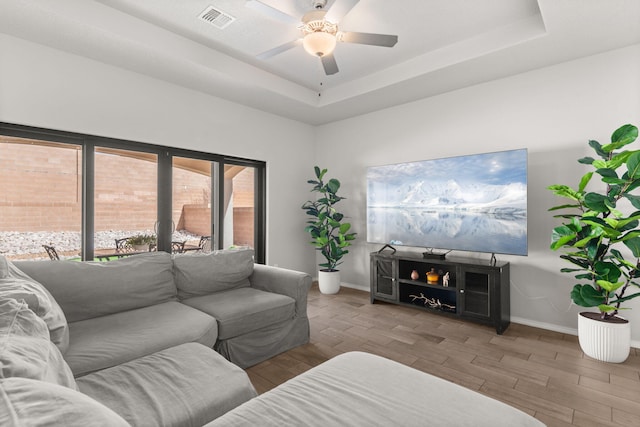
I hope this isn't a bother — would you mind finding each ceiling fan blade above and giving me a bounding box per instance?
[325,0,360,23]
[256,39,301,60]
[340,31,398,47]
[321,54,339,75]
[245,0,299,24]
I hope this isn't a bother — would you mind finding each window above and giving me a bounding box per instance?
[173,157,215,251]
[0,123,265,263]
[94,147,159,254]
[0,135,82,261]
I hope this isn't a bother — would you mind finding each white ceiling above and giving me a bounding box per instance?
[1,0,639,125]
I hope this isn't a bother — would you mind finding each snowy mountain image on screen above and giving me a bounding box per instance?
[366,149,528,255]
[395,179,526,214]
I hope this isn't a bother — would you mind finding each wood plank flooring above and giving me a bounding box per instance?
[246,285,640,427]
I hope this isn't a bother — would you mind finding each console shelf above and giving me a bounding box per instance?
[370,251,510,334]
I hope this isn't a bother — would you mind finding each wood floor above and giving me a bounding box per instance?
[246,285,640,427]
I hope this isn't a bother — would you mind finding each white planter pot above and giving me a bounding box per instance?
[578,312,630,363]
[318,270,341,294]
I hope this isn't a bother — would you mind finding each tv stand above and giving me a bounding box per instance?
[377,244,396,254]
[370,251,510,334]
[422,249,450,260]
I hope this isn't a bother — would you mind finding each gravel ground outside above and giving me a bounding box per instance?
[0,230,199,260]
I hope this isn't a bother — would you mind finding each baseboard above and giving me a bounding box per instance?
[340,281,369,292]
[311,277,369,293]
[510,316,640,349]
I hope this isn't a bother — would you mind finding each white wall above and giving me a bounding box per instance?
[315,44,640,343]
[0,34,318,275]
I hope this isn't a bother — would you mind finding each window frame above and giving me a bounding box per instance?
[0,122,266,263]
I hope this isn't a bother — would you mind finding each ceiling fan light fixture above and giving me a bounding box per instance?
[303,31,336,57]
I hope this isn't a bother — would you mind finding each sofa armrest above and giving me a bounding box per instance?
[249,264,311,317]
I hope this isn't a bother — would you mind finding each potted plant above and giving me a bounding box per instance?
[548,123,640,363]
[127,234,156,252]
[302,166,357,294]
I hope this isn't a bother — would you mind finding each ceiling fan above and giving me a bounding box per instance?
[247,0,398,75]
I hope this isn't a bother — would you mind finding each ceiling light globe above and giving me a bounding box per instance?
[303,31,336,57]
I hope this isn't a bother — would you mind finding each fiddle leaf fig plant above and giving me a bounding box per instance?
[302,166,357,271]
[548,123,640,320]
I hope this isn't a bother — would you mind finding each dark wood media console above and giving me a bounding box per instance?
[370,251,510,334]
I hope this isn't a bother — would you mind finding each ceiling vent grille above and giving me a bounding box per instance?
[198,5,235,29]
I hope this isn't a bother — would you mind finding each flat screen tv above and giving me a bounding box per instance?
[366,149,527,256]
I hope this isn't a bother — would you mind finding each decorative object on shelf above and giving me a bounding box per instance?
[426,268,439,284]
[548,123,640,363]
[302,166,357,294]
[409,292,456,311]
[410,270,419,280]
[442,272,450,287]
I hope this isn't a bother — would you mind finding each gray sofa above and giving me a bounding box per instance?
[207,351,546,427]
[1,250,311,426]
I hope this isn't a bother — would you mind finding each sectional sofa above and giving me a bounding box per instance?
[1,250,311,426]
[1,250,544,426]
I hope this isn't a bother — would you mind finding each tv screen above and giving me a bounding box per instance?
[366,149,527,256]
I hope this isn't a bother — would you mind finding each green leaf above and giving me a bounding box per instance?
[623,236,640,257]
[578,172,593,192]
[548,203,581,212]
[339,223,351,234]
[598,304,618,313]
[608,151,632,169]
[624,194,640,209]
[326,178,340,195]
[588,140,608,159]
[626,179,640,193]
[571,284,605,307]
[626,151,640,179]
[583,193,608,212]
[596,280,623,293]
[595,168,617,179]
[547,184,581,201]
[612,124,638,146]
[592,160,607,169]
[578,157,595,165]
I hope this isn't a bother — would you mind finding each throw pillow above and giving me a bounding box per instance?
[173,249,254,299]
[0,377,131,427]
[13,252,176,323]
[0,257,69,353]
[0,298,76,389]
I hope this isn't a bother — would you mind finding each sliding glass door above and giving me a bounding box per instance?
[0,122,266,263]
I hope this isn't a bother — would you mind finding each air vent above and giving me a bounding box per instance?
[198,5,235,29]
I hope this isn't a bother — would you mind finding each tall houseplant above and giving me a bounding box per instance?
[548,123,640,362]
[302,166,357,294]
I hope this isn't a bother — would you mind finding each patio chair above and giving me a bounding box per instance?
[42,245,60,260]
[183,236,211,253]
[171,241,186,254]
[115,237,134,253]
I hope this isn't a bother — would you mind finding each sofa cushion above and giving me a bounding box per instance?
[173,249,254,299]
[0,256,8,278]
[77,342,257,427]
[0,298,76,389]
[15,252,177,322]
[66,301,218,377]
[0,377,131,427]
[182,287,295,340]
[205,351,545,427]
[0,256,69,353]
